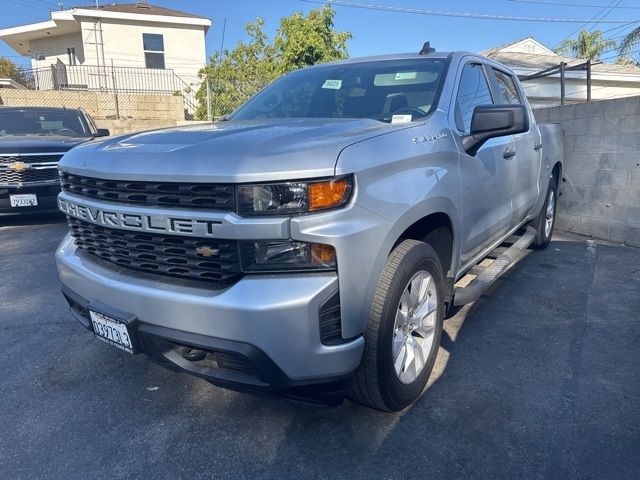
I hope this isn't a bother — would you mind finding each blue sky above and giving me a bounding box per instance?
[1,0,638,67]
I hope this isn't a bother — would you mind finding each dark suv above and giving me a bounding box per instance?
[0,107,108,215]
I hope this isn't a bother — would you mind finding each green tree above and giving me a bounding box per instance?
[555,30,616,61]
[619,26,640,60]
[195,6,351,120]
[0,57,27,85]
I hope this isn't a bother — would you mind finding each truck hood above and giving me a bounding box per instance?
[59,118,409,183]
[0,135,89,154]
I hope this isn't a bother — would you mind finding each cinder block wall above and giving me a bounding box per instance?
[534,96,640,247]
[0,89,185,121]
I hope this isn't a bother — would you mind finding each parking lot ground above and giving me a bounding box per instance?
[1,215,639,480]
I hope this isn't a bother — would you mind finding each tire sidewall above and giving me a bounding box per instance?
[537,178,558,246]
[376,243,445,411]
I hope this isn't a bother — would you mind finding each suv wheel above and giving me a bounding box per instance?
[347,240,445,412]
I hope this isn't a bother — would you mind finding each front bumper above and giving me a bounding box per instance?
[0,182,61,215]
[56,235,365,386]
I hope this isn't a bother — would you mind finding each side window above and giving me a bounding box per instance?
[455,63,493,134]
[143,33,165,69]
[492,69,522,104]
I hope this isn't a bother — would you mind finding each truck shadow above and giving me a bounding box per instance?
[183,238,637,477]
[0,212,65,228]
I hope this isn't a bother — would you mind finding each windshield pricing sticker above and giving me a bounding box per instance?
[322,79,343,89]
[394,72,417,80]
[392,114,413,124]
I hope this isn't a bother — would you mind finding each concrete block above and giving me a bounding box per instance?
[562,183,583,201]
[602,133,638,153]
[629,170,640,188]
[627,188,640,207]
[627,206,640,226]
[608,222,628,243]
[595,169,630,188]
[533,108,550,122]
[555,213,580,232]
[618,114,640,134]
[611,187,632,206]
[603,96,640,117]
[579,217,609,239]
[572,135,602,153]
[614,151,640,170]
[564,167,596,186]
[562,118,589,136]
[556,104,576,121]
[575,99,605,119]
[588,115,623,135]
[592,203,628,222]
[564,135,574,153]
[581,185,612,203]
[626,226,640,247]
[562,199,595,217]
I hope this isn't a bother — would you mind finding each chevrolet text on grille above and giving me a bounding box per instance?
[58,197,221,237]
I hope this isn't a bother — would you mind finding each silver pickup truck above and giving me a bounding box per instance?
[55,49,563,411]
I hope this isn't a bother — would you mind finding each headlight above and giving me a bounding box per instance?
[236,176,353,216]
[240,240,337,272]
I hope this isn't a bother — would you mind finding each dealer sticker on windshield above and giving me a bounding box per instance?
[392,114,413,124]
[322,79,342,89]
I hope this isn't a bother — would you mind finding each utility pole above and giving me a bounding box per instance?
[560,62,566,106]
[111,59,119,119]
[586,60,592,102]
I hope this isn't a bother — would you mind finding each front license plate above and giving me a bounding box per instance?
[89,310,134,353]
[10,194,38,207]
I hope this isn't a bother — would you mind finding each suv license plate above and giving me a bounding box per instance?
[89,310,134,353]
[10,194,38,207]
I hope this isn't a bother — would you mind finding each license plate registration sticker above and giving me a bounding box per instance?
[89,310,134,353]
[10,194,38,207]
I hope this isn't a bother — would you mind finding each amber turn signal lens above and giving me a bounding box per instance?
[310,243,337,268]
[308,178,350,211]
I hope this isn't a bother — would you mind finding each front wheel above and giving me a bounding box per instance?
[531,177,558,249]
[346,240,445,412]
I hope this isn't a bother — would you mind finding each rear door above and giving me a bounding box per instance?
[453,62,516,265]
[488,67,541,225]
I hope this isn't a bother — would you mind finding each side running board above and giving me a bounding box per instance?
[453,227,536,306]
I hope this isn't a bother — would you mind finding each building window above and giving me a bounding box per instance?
[143,33,165,69]
[67,47,77,66]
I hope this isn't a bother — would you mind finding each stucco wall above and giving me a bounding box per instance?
[0,89,185,120]
[79,18,206,88]
[534,96,640,247]
[30,32,85,69]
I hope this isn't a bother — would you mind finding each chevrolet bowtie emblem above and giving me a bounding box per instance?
[8,161,30,172]
[195,246,219,257]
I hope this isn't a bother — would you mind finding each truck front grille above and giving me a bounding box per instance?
[0,168,60,184]
[0,154,63,164]
[60,172,235,211]
[67,217,242,285]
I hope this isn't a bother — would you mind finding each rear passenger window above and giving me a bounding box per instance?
[492,69,522,105]
[455,63,493,134]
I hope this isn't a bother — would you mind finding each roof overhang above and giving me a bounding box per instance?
[62,8,211,31]
[0,17,80,55]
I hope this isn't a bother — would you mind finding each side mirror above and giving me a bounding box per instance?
[95,128,110,137]
[462,104,529,156]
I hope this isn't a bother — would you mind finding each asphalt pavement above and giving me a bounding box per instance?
[1,213,639,479]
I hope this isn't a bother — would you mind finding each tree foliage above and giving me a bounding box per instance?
[619,26,640,60]
[195,6,351,120]
[555,30,616,61]
[0,57,27,85]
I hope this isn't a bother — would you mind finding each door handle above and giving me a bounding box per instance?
[503,148,516,159]
[533,143,543,151]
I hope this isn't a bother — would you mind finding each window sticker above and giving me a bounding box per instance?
[392,114,413,124]
[322,79,342,89]
[394,72,417,80]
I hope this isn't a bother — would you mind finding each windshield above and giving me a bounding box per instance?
[0,110,91,137]
[230,58,449,123]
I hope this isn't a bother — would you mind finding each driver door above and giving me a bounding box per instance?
[453,62,516,266]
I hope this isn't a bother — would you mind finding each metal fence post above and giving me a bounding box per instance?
[111,59,120,119]
[206,79,212,121]
[586,60,592,102]
[560,62,566,106]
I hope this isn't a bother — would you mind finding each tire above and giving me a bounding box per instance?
[531,177,558,249]
[346,240,445,412]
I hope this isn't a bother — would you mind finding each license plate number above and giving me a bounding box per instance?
[10,194,38,207]
[89,310,134,353]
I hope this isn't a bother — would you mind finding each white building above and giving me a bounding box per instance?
[0,2,211,92]
[482,37,640,108]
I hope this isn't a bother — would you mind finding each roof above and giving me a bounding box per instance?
[483,37,640,77]
[70,3,207,20]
